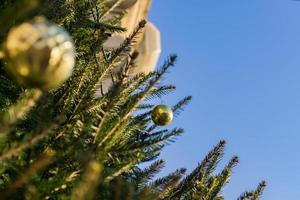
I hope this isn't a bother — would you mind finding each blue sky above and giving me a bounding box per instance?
[149,0,300,199]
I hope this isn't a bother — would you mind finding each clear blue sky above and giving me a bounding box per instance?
[149,0,300,199]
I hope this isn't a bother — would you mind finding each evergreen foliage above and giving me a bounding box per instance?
[0,1,266,199]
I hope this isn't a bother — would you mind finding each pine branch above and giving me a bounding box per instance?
[170,140,226,199]
[0,151,54,200]
[137,104,154,110]
[238,181,267,200]
[133,160,166,188]
[145,85,176,101]
[115,128,183,157]
[0,125,55,161]
[105,157,143,182]
[98,55,177,148]
[152,168,186,199]
[207,156,239,200]
[100,0,125,20]
[93,20,146,91]
[71,161,102,200]
[93,21,126,33]
[172,96,192,117]
[68,20,146,122]
[0,89,42,134]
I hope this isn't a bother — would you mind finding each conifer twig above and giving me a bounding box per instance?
[0,152,54,200]
[100,0,125,20]
[68,21,146,122]
[105,159,142,182]
[238,181,267,200]
[0,125,56,161]
[0,89,42,134]
[92,20,146,92]
[71,161,102,200]
[98,55,177,148]
[88,22,147,143]
[171,140,226,198]
[206,156,239,199]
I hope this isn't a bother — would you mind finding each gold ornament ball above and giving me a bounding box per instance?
[151,105,173,126]
[4,17,75,90]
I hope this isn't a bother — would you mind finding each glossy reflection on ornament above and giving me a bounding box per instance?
[4,17,75,90]
[151,105,173,126]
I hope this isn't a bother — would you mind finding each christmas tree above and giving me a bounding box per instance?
[0,1,266,199]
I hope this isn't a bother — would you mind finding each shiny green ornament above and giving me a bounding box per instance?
[4,17,75,90]
[151,105,173,126]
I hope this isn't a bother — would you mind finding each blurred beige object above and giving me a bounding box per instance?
[121,0,152,47]
[130,22,161,75]
[104,0,154,49]
[98,0,161,96]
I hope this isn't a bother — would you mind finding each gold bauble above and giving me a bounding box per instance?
[151,105,173,126]
[4,17,75,90]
